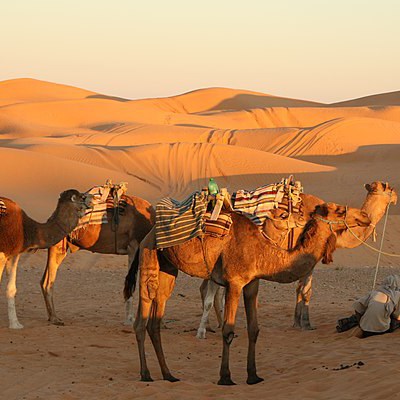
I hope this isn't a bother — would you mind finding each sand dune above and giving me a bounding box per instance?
[0,78,400,398]
[0,78,95,106]
[331,90,400,107]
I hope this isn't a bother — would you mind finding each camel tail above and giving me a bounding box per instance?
[124,251,140,300]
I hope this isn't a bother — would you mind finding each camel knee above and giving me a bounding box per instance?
[302,288,312,303]
[249,327,260,342]
[204,299,213,312]
[222,324,235,345]
[6,284,17,299]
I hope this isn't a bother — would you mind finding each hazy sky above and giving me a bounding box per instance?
[2,0,399,102]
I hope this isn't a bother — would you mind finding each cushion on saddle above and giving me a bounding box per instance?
[203,211,232,237]
[155,192,208,249]
[232,177,303,226]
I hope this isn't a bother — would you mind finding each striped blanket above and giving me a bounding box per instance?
[155,192,208,249]
[232,180,302,225]
[0,200,6,216]
[73,184,127,231]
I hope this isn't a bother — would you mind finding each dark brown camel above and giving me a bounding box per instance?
[129,202,370,385]
[262,181,397,329]
[40,194,155,325]
[0,190,91,329]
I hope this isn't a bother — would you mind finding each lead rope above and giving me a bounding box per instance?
[372,197,391,289]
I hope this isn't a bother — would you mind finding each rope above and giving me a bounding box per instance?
[344,211,400,257]
[372,200,391,289]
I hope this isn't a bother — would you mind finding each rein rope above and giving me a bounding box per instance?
[342,194,400,290]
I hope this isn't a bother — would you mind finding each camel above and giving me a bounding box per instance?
[198,181,398,335]
[0,189,92,329]
[130,202,370,385]
[40,194,155,326]
[196,204,299,339]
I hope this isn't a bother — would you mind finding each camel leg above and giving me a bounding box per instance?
[214,286,225,329]
[134,295,153,381]
[40,242,67,325]
[243,280,263,385]
[218,283,242,386]
[293,278,304,328]
[125,239,139,325]
[133,243,159,382]
[5,255,23,329]
[300,274,314,330]
[0,254,9,327]
[147,269,178,382]
[294,274,314,330]
[197,280,219,339]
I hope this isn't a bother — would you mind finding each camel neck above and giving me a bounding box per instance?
[23,203,78,250]
[258,220,333,283]
[336,193,389,249]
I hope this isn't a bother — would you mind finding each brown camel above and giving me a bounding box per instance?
[130,202,370,385]
[262,181,397,330]
[0,190,91,329]
[197,181,397,336]
[40,194,155,325]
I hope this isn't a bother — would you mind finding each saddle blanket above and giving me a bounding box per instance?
[155,192,208,249]
[73,184,127,231]
[232,178,302,226]
[0,200,6,216]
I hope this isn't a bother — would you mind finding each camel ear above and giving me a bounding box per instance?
[364,183,371,192]
[322,234,337,264]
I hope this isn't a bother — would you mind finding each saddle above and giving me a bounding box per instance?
[0,200,6,217]
[203,188,233,238]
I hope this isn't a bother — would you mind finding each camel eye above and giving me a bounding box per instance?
[337,208,346,216]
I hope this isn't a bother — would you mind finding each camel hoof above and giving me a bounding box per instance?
[9,322,24,329]
[164,374,180,382]
[302,324,316,331]
[217,377,236,386]
[196,328,206,339]
[140,374,154,382]
[50,318,65,326]
[247,375,264,385]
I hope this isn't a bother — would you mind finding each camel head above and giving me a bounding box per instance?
[365,181,397,205]
[58,189,94,218]
[312,203,370,264]
[313,203,371,231]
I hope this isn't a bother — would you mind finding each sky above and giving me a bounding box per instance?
[1,0,399,103]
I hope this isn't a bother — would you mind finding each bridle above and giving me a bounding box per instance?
[314,206,349,233]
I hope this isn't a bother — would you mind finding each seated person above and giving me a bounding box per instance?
[337,274,400,338]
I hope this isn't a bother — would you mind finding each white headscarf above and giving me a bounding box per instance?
[377,274,400,318]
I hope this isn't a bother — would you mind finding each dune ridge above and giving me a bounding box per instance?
[0,78,400,399]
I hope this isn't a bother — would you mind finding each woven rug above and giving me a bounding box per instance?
[155,192,208,249]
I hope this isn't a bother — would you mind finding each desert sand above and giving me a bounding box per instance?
[0,78,399,399]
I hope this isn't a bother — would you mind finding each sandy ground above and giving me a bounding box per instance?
[0,78,400,399]
[1,247,400,400]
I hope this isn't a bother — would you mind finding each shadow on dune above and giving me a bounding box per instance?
[86,94,130,102]
[207,93,325,112]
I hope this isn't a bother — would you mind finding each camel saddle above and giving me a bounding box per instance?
[0,200,6,217]
[203,188,233,238]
